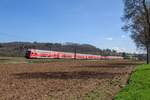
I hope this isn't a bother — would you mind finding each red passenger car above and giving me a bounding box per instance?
[25,49,123,60]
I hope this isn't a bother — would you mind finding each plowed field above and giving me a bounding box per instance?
[0,60,141,100]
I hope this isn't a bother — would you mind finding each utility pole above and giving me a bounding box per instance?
[74,46,77,59]
[50,46,52,51]
[99,51,101,60]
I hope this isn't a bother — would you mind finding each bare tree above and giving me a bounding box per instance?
[122,0,150,64]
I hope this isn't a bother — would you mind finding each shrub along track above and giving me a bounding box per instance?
[0,60,141,100]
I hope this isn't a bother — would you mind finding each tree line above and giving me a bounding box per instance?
[0,42,122,57]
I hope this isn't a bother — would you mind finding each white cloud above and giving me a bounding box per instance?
[121,35,126,38]
[105,37,113,41]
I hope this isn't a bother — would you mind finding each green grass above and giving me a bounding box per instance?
[0,57,27,64]
[0,57,76,64]
[115,64,150,100]
[0,57,102,64]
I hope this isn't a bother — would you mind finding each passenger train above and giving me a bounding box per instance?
[25,49,123,60]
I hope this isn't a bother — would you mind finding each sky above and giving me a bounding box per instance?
[0,0,137,53]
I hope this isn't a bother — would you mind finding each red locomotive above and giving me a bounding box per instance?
[25,49,123,60]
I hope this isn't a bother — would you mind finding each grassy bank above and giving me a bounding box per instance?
[0,57,104,64]
[115,64,150,100]
[0,57,75,64]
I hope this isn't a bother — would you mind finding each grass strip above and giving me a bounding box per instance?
[115,64,150,100]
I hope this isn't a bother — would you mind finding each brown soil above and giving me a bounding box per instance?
[0,60,141,100]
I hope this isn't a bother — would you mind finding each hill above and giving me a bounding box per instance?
[0,42,122,57]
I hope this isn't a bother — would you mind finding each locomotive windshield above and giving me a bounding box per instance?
[25,50,31,58]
